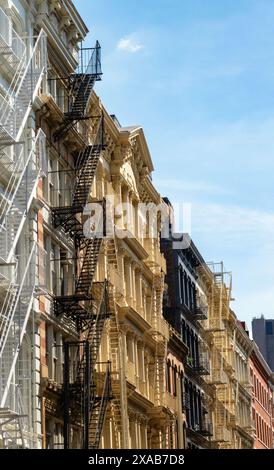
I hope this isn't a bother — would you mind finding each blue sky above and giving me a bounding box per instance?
[74,0,274,331]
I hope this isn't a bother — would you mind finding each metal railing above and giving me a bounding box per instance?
[209,368,228,385]
[0,241,38,408]
[0,7,26,64]
[214,426,231,442]
[0,30,47,145]
[195,304,208,320]
[0,129,46,263]
[194,420,213,437]
[76,42,102,76]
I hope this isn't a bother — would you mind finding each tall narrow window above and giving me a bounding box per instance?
[167,361,171,393]
[173,366,177,397]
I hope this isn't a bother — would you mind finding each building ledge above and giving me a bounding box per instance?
[39,94,86,150]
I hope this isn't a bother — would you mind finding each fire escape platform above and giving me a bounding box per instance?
[39,94,86,149]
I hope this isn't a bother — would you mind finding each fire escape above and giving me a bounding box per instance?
[0,13,47,448]
[53,42,102,142]
[51,43,112,449]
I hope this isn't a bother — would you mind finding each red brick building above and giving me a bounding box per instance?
[250,343,274,448]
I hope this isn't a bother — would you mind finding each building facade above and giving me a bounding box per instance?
[197,264,254,448]
[0,0,48,448]
[252,316,274,372]
[0,0,271,451]
[165,321,188,448]
[250,342,274,448]
[161,214,215,449]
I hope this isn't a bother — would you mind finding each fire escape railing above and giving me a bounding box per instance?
[53,42,102,141]
[51,44,111,445]
[185,352,210,376]
[88,362,112,449]
[0,6,26,68]
[0,129,46,263]
[0,241,38,408]
[63,319,111,450]
[0,29,47,147]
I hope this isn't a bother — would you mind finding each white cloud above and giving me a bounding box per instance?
[116,36,143,53]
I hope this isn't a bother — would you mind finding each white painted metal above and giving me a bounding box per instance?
[0,29,47,147]
[0,129,46,263]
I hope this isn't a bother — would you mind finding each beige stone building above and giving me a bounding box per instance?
[38,77,172,447]
[198,262,254,448]
[89,102,171,449]
[0,0,260,451]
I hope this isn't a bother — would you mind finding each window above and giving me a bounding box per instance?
[54,423,64,449]
[265,321,273,335]
[49,158,55,206]
[45,324,50,367]
[51,244,58,295]
[181,320,186,345]
[167,361,171,393]
[173,366,177,397]
[53,331,58,382]
[126,335,134,363]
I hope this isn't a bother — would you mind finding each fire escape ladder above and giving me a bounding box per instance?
[0,29,47,148]
[0,129,46,263]
[75,238,102,297]
[0,242,37,410]
[0,385,28,449]
[0,6,26,72]
[63,282,111,449]
[88,362,111,449]
[106,281,126,448]
[52,117,104,232]
[86,281,110,364]
[53,42,102,141]
[73,149,101,210]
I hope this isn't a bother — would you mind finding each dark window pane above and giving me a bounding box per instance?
[266,322,273,335]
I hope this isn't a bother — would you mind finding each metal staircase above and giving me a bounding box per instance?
[53,117,106,321]
[88,362,111,449]
[107,278,127,449]
[0,6,26,74]
[76,239,102,297]
[0,385,28,449]
[62,282,111,449]
[0,129,46,263]
[53,41,102,141]
[0,242,37,414]
[52,116,105,232]
[0,29,47,148]
[84,282,110,365]
[51,42,114,448]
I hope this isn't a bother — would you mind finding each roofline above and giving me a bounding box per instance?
[65,0,89,39]
[251,341,273,380]
[120,127,154,173]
